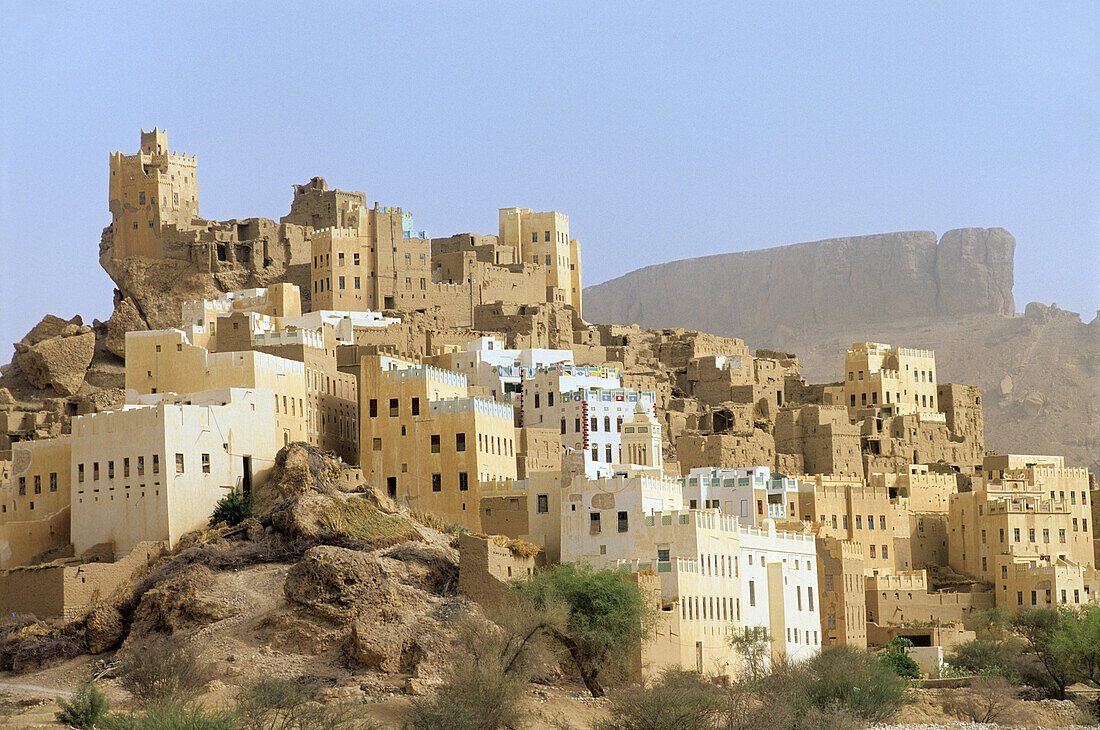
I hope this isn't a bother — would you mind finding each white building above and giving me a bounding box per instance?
[433,336,574,402]
[520,365,656,478]
[682,466,801,525]
[70,388,278,557]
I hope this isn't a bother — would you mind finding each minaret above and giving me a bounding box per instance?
[620,401,662,471]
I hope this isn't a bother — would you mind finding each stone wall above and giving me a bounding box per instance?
[457,533,537,613]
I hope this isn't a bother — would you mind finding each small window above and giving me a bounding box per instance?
[175,453,184,473]
[431,435,440,453]
[456,433,466,452]
[373,438,382,451]
[123,458,130,477]
[201,453,210,473]
[536,494,549,513]
[590,512,601,532]
[432,473,442,492]
[33,475,41,494]
[152,454,159,474]
[389,398,399,417]
[49,472,57,492]
[369,399,378,417]
[17,477,26,495]
[458,472,468,491]
[411,397,420,416]
[617,511,629,533]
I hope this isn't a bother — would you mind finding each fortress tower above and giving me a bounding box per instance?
[108,128,199,259]
[498,207,583,313]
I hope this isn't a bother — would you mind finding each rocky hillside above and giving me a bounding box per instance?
[584,229,1098,475]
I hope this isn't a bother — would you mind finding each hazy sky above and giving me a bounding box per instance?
[2,2,1097,349]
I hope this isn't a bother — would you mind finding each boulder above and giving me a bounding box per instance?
[284,546,393,622]
[18,314,82,347]
[85,603,124,654]
[13,331,95,395]
[104,298,148,358]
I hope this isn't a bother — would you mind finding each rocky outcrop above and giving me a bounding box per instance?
[104,297,148,358]
[13,328,96,396]
[284,546,393,623]
[584,228,1015,336]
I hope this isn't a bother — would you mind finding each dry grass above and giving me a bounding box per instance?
[410,509,449,532]
[323,499,423,549]
[467,532,542,558]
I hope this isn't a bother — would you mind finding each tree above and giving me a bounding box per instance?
[726,626,771,681]
[880,637,920,679]
[1012,607,1077,699]
[513,563,654,697]
[596,668,723,730]
[209,489,251,527]
[1055,604,1100,687]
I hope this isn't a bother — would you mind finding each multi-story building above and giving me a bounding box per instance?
[873,465,956,569]
[358,355,517,527]
[796,475,913,575]
[816,536,866,648]
[497,207,582,312]
[125,329,309,449]
[949,455,1094,603]
[70,388,278,557]
[838,342,939,416]
[0,437,72,569]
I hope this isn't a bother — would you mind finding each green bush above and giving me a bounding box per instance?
[55,680,109,729]
[209,490,252,527]
[880,637,921,679]
[596,668,723,730]
[947,638,1021,679]
[801,645,909,723]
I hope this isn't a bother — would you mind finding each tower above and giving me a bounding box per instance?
[108,128,199,259]
[620,401,662,472]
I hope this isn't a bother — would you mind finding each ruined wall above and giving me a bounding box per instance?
[457,532,537,612]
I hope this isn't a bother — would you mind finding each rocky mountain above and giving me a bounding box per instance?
[584,229,1099,475]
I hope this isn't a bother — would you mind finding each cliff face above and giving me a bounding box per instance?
[584,228,1015,338]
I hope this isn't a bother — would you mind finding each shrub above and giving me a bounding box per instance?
[119,643,215,703]
[100,701,237,730]
[404,609,551,730]
[801,645,909,723]
[596,668,723,730]
[235,676,363,730]
[726,626,771,681]
[943,676,1020,723]
[55,680,109,729]
[209,490,252,527]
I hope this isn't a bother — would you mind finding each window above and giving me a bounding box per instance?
[591,446,598,462]
[604,416,611,431]
[49,472,57,492]
[338,276,345,290]
[807,587,814,611]
[534,393,540,408]
[797,586,802,611]
[456,433,466,452]
[354,277,360,289]
[1060,529,1066,543]
[882,544,888,559]
[617,511,629,533]
[548,391,554,407]
[430,435,440,453]
[605,444,612,462]
[153,455,159,474]
[867,514,874,530]
[411,397,420,416]
[590,417,598,432]
[175,453,185,473]
[561,419,566,434]
[373,438,382,451]
[531,231,538,243]
[590,512,601,533]
[386,476,397,498]
[17,477,25,496]
[369,399,377,417]
[458,472,468,491]
[544,230,551,242]
[879,515,886,530]
[137,456,144,476]
[201,453,210,473]
[432,473,442,492]
[536,494,549,513]
[389,398,399,417]
[748,580,756,607]
[870,545,877,558]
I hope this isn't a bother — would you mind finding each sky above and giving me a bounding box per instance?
[1,2,1097,349]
